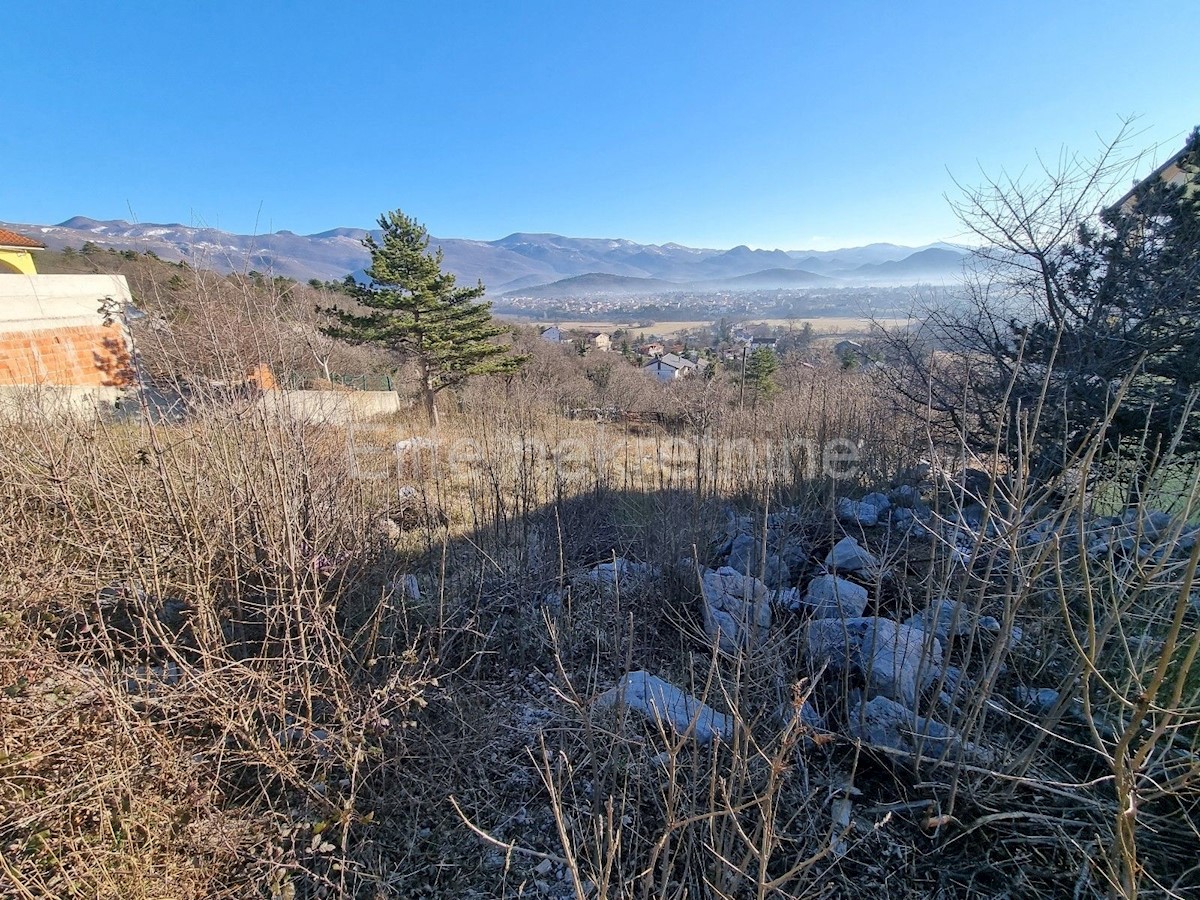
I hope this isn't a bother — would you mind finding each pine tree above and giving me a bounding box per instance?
[321,210,526,425]
[743,347,778,405]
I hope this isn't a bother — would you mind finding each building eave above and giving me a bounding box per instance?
[1109,141,1194,213]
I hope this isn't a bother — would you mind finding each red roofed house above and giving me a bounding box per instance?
[0,226,45,275]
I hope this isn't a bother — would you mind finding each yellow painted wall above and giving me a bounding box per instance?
[0,248,38,275]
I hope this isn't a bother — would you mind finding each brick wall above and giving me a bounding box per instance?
[0,323,135,387]
[0,274,136,389]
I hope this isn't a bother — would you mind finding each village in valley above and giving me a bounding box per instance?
[534,319,872,381]
[0,211,890,417]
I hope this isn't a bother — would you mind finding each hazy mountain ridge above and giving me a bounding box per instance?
[850,246,969,281]
[1,216,969,294]
[511,273,686,297]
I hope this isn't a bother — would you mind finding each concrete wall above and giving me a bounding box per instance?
[0,274,135,387]
[0,384,128,419]
[255,390,402,423]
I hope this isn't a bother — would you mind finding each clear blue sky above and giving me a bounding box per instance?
[2,1,1192,250]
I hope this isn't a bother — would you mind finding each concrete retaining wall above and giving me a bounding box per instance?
[0,384,128,419]
[255,390,402,423]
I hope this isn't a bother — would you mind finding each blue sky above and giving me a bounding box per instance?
[2,1,1192,249]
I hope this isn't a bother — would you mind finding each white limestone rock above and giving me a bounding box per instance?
[1012,687,1061,714]
[802,574,870,619]
[824,536,880,574]
[594,670,733,744]
[579,558,655,590]
[860,618,943,708]
[836,494,889,528]
[726,533,789,589]
[803,616,942,707]
[803,616,878,674]
[700,566,772,653]
[906,598,993,643]
[848,695,993,764]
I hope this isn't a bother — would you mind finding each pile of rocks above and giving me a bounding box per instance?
[588,469,1195,763]
[1029,507,1200,564]
[836,492,891,528]
[714,508,810,589]
[577,558,657,591]
[587,510,980,758]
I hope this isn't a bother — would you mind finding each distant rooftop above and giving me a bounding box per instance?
[649,352,696,370]
[0,227,45,249]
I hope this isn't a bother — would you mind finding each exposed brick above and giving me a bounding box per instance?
[0,324,134,388]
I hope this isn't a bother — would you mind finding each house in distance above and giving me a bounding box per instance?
[642,352,698,381]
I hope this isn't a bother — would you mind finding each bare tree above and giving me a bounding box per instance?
[880,123,1200,489]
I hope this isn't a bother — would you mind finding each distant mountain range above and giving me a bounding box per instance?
[1,216,970,295]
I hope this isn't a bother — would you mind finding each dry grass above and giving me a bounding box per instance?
[1,348,1199,898]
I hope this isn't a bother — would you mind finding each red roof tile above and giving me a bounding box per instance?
[0,227,46,249]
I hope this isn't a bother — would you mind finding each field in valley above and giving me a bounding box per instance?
[505,315,914,341]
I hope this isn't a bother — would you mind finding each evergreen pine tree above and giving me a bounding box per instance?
[743,347,779,404]
[321,210,526,425]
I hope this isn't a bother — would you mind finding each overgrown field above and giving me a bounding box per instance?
[2,360,1199,899]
